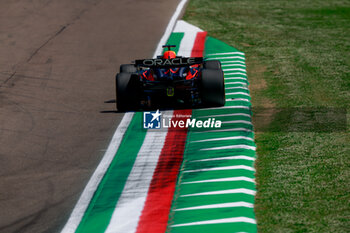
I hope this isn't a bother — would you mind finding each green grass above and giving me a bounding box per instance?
[183,0,350,232]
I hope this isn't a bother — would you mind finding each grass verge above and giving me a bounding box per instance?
[183,0,350,232]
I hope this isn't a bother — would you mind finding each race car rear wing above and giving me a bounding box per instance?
[134,57,203,68]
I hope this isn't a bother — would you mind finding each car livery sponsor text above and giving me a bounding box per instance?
[135,57,203,67]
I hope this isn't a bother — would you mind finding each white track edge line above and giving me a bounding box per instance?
[153,0,189,58]
[60,112,134,233]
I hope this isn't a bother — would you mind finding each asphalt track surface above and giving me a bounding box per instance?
[0,0,182,232]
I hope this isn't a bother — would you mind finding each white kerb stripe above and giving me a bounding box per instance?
[226,98,250,102]
[225,82,248,85]
[104,124,170,233]
[192,128,253,133]
[181,188,256,197]
[196,113,251,118]
[190,155,255,162]
[201,145,256,151]
[222,64,246,68]
[223,68,247,73]
[171,217,256,227]
[173,20,203,57]
[60,112,134,233]
[220,60,246,65]
[226,88,250,97]
[206,56,245,60]
[225,72,247,76]
[225,77,247,81]
[206,52,245,56]
[184,165,255,173]
[182,177,255,184]
[221,120,252,125]
[191,136,253,143]
[152,0,189,58]
[225,86,249,90]
[175,202,253,211]
[197,105,250,110]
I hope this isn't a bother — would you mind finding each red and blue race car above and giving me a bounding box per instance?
[115,45,225,111]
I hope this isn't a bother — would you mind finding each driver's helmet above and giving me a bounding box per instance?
[163,50,176,59]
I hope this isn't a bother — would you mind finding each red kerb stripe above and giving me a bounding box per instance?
[136,31,206,233]
[191,31,207,57]
[135,109,191,233]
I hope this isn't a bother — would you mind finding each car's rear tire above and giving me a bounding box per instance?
[201,69,225,107]
[120,64,137,73]
[116,72,139,111]
[204,60,221,70]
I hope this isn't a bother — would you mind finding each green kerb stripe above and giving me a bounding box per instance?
[204,37,241,55]
[162,32,184,55]
[167,36,256,233]
[75,113,146,233]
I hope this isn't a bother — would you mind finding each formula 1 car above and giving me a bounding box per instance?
[115,45,225,111]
